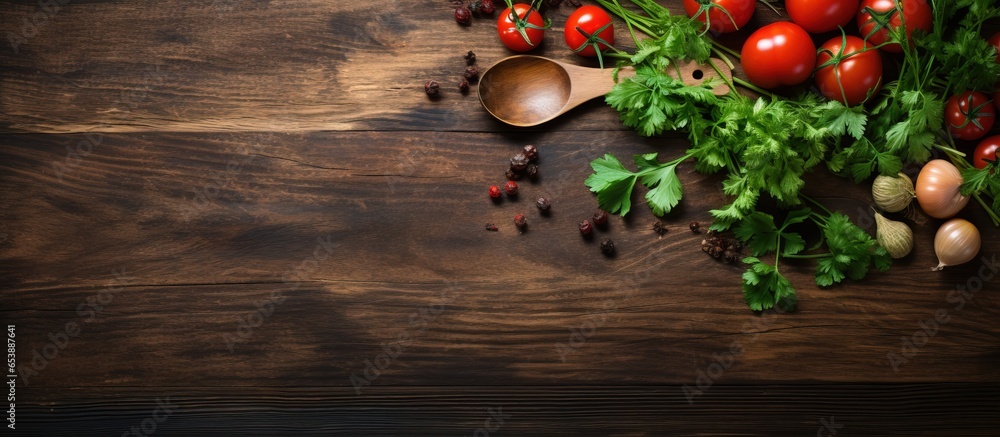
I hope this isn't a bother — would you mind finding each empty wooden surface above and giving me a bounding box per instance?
[1,0,998,435]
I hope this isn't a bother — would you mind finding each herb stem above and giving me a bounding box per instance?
[801,194,834,217]
[732,77,774,98]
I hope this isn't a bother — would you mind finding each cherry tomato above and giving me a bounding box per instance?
[564,5,614,57]
[972,136,1000,169]
[682,0,757,34]
[498,3,546,52]
[815,35,883,106]
[787,0,860,33]
[740,22,817,89]
[988,32,1000,63]
[945,91,996,141]
[857,0,932,53]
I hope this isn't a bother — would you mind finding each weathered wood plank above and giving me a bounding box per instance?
[13,385,1000,436]
[3,131,998,392]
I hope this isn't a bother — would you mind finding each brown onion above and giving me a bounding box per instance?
[916,160,969,219]
[932,218,981,271]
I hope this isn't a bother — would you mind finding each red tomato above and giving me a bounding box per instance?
[973,136,1000,169]
[815,36,882,106]
[988,32,1000,63]
[740,22,817,89]
[682,0,757,34]
[564,5,614,57]
[857,0,932,53]
[498,3,546,52]
[946,91,996,141]
[787,0,860,33]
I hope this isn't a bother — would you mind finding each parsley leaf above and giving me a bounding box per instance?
[585,152,690,217]
[741,257,797,312]
[584,154,637,216]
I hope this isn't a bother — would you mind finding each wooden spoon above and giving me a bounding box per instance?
[478,55,732,127]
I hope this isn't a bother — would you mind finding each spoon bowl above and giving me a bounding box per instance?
[478,55,731,127]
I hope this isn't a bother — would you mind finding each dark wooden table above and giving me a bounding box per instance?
[1,1,998,435]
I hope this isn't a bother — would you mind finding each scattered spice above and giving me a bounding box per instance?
[526,164,539,181]
[652,221,667,235]
[513,213,527,229]
[536,197,551,211]
[505,168,520,181]
[579,220,593,236]
[523,144,539,161]
[464,50,477,65]
[700,231,743,264]
[424,80,440,97]
[464,66,480,82]
[455,5,472,25]
[477,0,495,15]
[503,180,519,197]
[689,221,701,234]
[592,209,608,227]
[488,185,502,199]
[486,223,499,231]
[458,78,470,93]
[510,153,530,172]
[600,239,615,256]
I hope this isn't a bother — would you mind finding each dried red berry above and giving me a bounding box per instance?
[464,66,480,81]
[424,81,440,97]
[535,197,551,211]
[510,153,530,172]
[503,180,518,196]
[455,5,472,25]
[513,213,527,229]
[458,78,470,93]
[579,220,593,235]
[485,223,498,231]
[523,144,538,161]
[488,185,502,199]
[478,0,495,15]
[592,209,608,226]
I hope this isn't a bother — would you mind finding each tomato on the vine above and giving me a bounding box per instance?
[973,136,1000,170]
[682,0,756,34]
[815,35,882,106]
[564,5,614,65]
[787,0,860,33]
[856,0,932,53]
[945,91,996,141]
[498,3,547,52]
[740,22,817,89]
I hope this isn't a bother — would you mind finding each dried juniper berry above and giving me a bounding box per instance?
[522,144,538,161]
[510,152,530,172]
[424,80,440,97]
[535,197,551,212]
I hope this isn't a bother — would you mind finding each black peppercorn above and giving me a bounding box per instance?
[536,197,551,211]
[526,164,539,181]
[505,168,520,181]
[653,221,667,235]
[464,50,477,65]
[689,221,701,234]
[458,78,470,93]
[600,239,615,256]
[464,66,480,82]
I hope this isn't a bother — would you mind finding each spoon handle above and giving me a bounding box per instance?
[565,58,731,108]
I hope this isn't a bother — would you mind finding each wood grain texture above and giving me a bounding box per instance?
[15,385,1000,436]
[2,0,1000,434]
